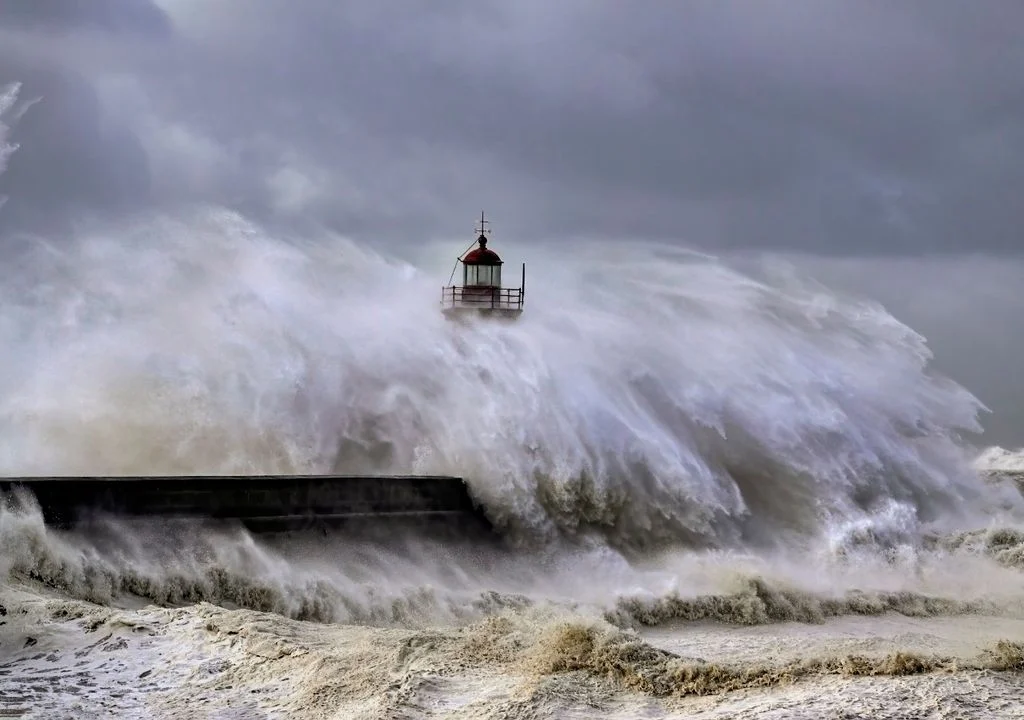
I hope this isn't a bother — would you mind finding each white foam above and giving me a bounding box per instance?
[975,446,1024,476]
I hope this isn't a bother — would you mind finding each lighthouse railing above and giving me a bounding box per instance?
[441,285,524,311]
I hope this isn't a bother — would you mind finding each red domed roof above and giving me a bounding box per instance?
[463,235,502,264]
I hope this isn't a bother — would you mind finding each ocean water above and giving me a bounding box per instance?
[2,80,1024,719]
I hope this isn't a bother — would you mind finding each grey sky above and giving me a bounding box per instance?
[2,0,1023,253]
[1,0,1023,444]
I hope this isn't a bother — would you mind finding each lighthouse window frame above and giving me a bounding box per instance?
[464,263,501,287]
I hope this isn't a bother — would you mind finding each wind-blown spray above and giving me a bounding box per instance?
[0,82,1000,557]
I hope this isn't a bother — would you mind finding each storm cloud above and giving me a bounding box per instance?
[2,0,1023,252]
[1,0,1023,443]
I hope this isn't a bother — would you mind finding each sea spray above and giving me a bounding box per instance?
[0,206,998,552]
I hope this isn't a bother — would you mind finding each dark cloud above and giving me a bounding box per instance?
[0,0,171,35]
[1,0,1023,253]
[0,0,166,236]
[0,59,151,235]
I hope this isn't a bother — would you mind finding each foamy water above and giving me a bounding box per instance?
[2,81,1024,719]
[976,446,1024,477]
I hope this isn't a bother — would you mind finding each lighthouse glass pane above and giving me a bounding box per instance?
[464,265,501,286]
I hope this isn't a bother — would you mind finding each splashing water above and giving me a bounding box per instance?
[0,81,1004,558]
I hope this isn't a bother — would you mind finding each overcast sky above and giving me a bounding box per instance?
[1,0,1022,252]
[1,0,1023,443]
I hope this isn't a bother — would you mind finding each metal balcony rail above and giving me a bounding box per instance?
[441,286,524,311]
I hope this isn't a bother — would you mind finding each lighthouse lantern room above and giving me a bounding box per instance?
[441,212,525,319]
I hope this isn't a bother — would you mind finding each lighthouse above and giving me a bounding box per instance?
[441,212,525,319]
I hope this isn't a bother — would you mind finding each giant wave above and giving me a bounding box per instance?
[0,81,1011,559]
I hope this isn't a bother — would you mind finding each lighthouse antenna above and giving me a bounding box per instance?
[475,210,490,237]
